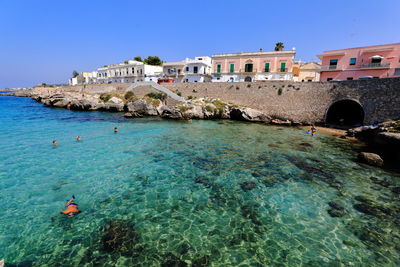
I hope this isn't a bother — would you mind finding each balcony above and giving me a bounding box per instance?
[360,62,390,69]
[319,65,341,71]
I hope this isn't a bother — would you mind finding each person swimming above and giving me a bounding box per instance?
[75,136,81,141]
[114,127,118,133]
[52,140,58,146]
[60,195,81,217]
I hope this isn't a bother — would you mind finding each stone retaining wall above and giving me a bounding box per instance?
[162,78,400,124]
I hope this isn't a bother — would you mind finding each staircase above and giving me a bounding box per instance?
[125,82,185,102]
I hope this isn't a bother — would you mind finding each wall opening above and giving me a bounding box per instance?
[244,76,252,82]
[326,100,364,127]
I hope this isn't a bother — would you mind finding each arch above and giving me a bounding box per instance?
[325,99,364,127]
[244,76,252,82]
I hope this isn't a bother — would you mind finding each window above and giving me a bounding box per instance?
[280,62,286,72]
[329,59,338,65]
[244,63,253,72]
[167,68,171,74]
[173,68,176,73]
[186,67,189,72]
[349,58,356,65]
[132,67,135,73]
[178,69,181,74]
[264,62,270,72]
[230,64,234,73]
[193,66,198,73]
[217,64,221,73]
[327,78,333,81]
[371,58,382,64]
[307,80,312,82]
[394,68,400,75]
[347,77,353,80]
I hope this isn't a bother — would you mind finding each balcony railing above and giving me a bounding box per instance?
[319,65,341,71]
[360,62,390,69]
[278,68,288,73]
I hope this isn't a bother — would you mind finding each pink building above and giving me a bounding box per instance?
[318,43,400,81]
[211,50,296,82]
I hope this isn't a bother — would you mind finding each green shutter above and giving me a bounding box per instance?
[245,64,253,72]
[230,64,234,73]
[217,64,221,73]
[264,62,270,72]
[280,62,286,72]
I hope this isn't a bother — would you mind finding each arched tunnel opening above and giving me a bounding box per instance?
[326,100,364,127]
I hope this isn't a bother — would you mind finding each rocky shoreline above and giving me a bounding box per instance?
[3,87,293,125]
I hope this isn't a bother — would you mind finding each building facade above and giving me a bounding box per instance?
[293,62,321,82]
[211,50,296,82]
[69,72,97,86]
[318,43,400,81]
[162,61,186,83]
[183,57,212,82]
[162,57,212,83]
[96,60,163,84]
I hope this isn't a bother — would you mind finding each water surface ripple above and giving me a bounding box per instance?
[0,96,399,266]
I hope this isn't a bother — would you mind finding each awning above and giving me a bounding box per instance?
[370,55,384,59]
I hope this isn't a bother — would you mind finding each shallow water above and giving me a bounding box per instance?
[0,96,399,266]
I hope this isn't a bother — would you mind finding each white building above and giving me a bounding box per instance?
[161,56,212,83]
[96,60,163,84]
[183,56,212,82]
[68,72,97,86]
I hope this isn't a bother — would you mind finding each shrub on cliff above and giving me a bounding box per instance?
[99,93,112,103]
[146,92,167,101]
[278,88,283,95]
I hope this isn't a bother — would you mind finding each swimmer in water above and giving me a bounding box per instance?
[114,127,118,133]
[76,136,81,141]
[52,140,58,146]
[60,195,81,217]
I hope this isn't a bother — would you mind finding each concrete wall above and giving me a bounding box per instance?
[162,78,400,124]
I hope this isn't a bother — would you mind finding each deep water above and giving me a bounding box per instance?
[0,96,399,266]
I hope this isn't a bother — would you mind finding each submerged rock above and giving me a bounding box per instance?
[358,152,384,167]
[161,253,187,267]
[369,176,392,187]
[239,181,257,192]
[327,201,346,218]
[100,219,139,256]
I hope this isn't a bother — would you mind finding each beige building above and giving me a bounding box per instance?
[293,62,321,82]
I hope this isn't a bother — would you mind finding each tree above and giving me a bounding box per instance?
[134,56,143,62]
[72,70,79,78]
[143,56,163,66]
[274,42,284,51]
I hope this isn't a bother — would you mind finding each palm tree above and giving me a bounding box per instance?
[275,42,284,51]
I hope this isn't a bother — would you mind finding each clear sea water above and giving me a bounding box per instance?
[0,96,399,266]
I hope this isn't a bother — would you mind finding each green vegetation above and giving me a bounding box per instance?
[278,88,283,95]
[99,93,112,103]
[146,92,167,101]
[134,56,143,62]
[124,91,138,102]
[72,70,79,78]
[275,42,284,51]
[124,60,129,64]
[144,97,160,107]
[143,56,162,66]
[176,91,182,96]
[187,95,193,100]
[177,104,193,112]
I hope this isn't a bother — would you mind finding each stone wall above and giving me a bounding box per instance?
[162,78,400,124]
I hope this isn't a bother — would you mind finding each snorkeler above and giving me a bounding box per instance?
[114,127,118,133]
[52,140,58,146]
[75,136,81,141]
[60,195,81,217]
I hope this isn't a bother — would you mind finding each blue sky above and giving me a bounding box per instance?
[1,0,399,88]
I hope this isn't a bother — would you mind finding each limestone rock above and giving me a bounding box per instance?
[230,107,270,122]
[125,99,159,116]
[107,96,124,105]
[160,106,183,119]
[358,152,384,167]
[271,119,292,126]
[375,132,400,147]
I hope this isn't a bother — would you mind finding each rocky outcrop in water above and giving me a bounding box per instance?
[358,152,384,167]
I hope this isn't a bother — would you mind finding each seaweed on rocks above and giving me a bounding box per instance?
[327,201,346,218]
[286,156,342,189]
[369,176,392,187]
[241,205,262,226]
[161,253,187,267]
[195,177,213,188]
[192,255,211,267]
[239,181,257,192]
[100,219,141,257]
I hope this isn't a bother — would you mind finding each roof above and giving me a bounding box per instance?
[212,50,296,58]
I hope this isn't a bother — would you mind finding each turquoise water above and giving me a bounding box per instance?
[0,96,399,266]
